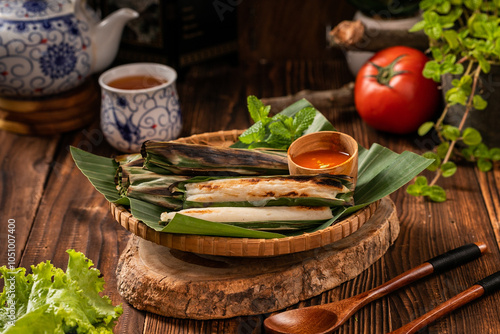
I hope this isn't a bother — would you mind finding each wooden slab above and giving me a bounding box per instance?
[0,80,99,135]
[116,196,400,320]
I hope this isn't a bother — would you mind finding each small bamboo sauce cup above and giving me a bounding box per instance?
[287,131,358,187]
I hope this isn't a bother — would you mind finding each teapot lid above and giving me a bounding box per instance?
[0,0,75,20]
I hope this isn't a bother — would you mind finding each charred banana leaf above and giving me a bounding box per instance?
[118,165,188,210]
[141,140,289,175]
[114,153,144,189]
[171,173,354,208]
[114,153,143,166]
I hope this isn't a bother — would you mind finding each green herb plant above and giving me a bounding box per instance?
[406,0,500,202]
[238,95,316,149]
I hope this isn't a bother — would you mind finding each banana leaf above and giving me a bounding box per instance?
[120,166,186,209]
[128,198,165,231]
[115,157,143,190]
[308,144,434,233]
[159,212,286,238]
[164,217,328,232]
[118,165,149,188]
[214,220,327,231]
[71,147,128,205]
[142,141,289,176]
[71,143,433,238]
[121,167,187,191]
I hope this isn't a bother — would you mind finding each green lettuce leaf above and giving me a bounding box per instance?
[0,250,122,334]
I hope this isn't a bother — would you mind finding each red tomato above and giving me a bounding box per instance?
[354,46,440,134]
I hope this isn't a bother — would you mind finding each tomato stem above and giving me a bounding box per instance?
[367,54,408,87]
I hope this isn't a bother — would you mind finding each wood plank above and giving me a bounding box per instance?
[384,168,500,333]
[129,59,500,333]
[476,164,500,249]
[241,59,500,333]
[237,0,355,62]
[177,64,246,136]
[0,130,59,268]
[351,79,500,329]
[7,58,500,334]
[15,121,145,334]
[359,115,500,332]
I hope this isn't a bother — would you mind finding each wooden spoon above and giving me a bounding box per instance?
[264,242,487,334]
[389,269,500,334]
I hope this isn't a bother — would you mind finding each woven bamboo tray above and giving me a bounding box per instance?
[110,130,380,257]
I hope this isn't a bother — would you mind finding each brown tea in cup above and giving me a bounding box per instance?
[98,62,181,152]
[107,75,167,90]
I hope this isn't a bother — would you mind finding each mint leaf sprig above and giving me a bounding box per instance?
[407,0,500,202]
[238,95,316,149]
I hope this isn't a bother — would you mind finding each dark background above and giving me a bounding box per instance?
[89,0,358,68]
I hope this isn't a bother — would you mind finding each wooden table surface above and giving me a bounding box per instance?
[1,58,500,334]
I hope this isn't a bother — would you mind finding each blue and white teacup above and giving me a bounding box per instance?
[99,63,182,152]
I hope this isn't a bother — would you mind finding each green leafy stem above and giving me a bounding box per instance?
[406,0,500,202]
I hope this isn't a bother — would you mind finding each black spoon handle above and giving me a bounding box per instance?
[357,242,488,308]
[426,242,487,274]
[475,269,500,295]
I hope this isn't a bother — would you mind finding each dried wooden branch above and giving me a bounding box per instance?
[261,82,354,111]
[329,20,429,52]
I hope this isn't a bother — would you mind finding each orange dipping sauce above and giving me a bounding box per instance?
[292,149,350,169]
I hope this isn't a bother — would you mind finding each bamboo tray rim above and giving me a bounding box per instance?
[109,129,380,257]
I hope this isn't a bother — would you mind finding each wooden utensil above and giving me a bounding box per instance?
[389,269,500,334]
[287,131,358,187]
[264,242,487,334]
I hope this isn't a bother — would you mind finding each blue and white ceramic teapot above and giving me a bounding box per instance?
[0,0,138,97]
